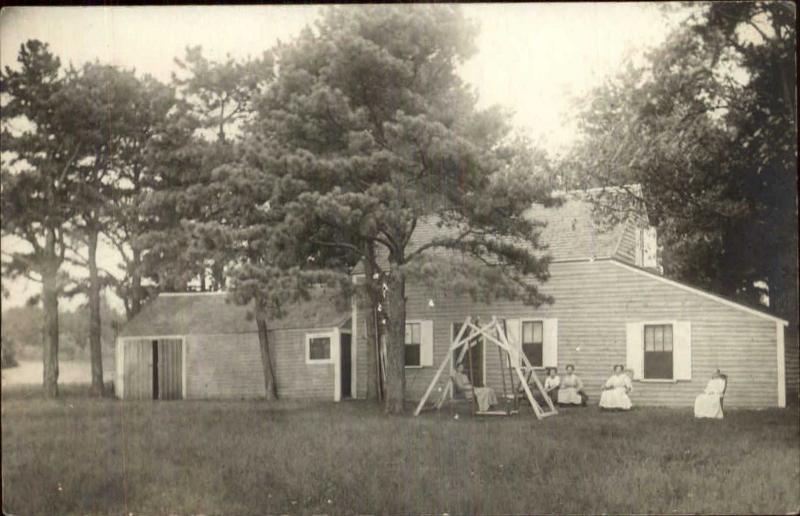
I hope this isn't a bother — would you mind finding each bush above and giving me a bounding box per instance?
[1,335,19,369]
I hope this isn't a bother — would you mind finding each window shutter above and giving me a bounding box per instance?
[626,322,644,379]
[543,318,558,368]
[673,321,692,380]
[420,320,434,367]
[504,318,521,352]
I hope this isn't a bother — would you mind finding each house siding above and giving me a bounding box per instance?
[394,260,780,408]
[184,328,335,400]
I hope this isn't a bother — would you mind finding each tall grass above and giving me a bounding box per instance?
[2,385,798,515]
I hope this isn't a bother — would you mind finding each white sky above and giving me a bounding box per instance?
[0,3,686,309]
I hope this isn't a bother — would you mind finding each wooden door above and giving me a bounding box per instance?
[123,339,153,400]
[157,338,183,400]
[452,323,484,387]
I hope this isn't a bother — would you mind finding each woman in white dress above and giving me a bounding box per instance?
[558,364,588,406]
[694,369,726,419]
[599,364,633,410]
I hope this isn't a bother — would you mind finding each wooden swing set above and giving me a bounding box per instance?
[413,316,558,419]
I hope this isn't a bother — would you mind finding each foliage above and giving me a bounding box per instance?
[565,2,797,323]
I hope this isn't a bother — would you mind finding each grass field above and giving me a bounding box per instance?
[2,385,799,515]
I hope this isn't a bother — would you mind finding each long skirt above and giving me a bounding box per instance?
[558,387,588,406]
[694,393,723,419]
[599,388,632,410]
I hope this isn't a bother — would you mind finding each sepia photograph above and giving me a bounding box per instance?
[1,3,798,514]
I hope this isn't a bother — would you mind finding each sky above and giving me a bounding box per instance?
[0,3,687,310]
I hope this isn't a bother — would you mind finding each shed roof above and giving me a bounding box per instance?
[119,290,350,338]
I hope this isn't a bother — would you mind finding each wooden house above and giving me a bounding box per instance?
[352,193,790,408]
[115,291,352,400]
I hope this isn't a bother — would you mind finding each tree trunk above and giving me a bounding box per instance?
[41,229,59,399]
[87,229,104,397]
[383,261,406,414]
[363,243,381,401]
[212,261,226,291]
[255,299,278,400]
[130,249,143,317]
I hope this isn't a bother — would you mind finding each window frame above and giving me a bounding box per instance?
[520,319,544,368]
[404,321,422,368]
[305,331,335,364]
[642,322,674,380]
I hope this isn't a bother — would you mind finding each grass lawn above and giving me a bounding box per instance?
[2,385,799,515]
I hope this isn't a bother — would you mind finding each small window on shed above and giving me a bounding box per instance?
[306,333,333,364]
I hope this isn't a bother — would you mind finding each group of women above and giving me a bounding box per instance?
[538,364,726,418]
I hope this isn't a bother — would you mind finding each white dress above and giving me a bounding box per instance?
[558,374,584,405]
[694,378,725,419]
[599,374,633,410]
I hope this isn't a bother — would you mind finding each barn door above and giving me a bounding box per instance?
[123,339,153,400]
[156,339,183,400]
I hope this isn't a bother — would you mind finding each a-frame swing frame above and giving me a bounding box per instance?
[413,316,558,419]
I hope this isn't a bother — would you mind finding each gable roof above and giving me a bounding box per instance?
[119,290,350,338]
[357,192,630,273]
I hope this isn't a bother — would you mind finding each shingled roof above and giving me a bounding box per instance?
[119,290,350,338]
[359,192,631,273]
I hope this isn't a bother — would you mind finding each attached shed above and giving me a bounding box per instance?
[115,291,352,401]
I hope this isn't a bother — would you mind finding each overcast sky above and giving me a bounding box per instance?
[0,4,687,309]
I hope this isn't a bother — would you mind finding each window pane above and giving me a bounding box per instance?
[405,344,421,367]
[522,321,533,344]
[645,326,653,349]
[405,324,412,344]
[654,326,663,351]
[309,337,330,360]
[664,325,673,351]
[532,321,543,344]
[523,343,543,367]
[644,351,673,379]
[412,323,420,345]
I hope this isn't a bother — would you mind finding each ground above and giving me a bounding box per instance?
[2,385,799,515]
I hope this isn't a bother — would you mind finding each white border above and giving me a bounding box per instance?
[610,260,788,326]
[777,322,786,408]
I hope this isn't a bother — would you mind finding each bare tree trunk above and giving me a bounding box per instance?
[130,249,143,317]
[41,228,59,399]
[383,261,406,414]
[87,228,104,396]
[362,243,380,401]
[212,261,225,291]
[255,299,278,400]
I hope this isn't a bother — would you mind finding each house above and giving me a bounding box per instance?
[115,290,352,400]
[352,192,790,408]
[116,191,792,408]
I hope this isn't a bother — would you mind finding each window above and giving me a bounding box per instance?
[644,324,673,379]
[405,322,421,367]
[521,321,543,367]
[306,334,332,363]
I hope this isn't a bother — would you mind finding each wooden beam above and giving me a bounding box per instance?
[414,316,471,416]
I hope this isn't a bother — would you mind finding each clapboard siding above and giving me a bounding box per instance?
[271,328,335,400]
[614,219,638,264]
[184,328,336,400]
[786,330,799,403]
[397,259,780,408]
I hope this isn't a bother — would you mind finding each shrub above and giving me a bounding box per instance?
[1,335,19,369]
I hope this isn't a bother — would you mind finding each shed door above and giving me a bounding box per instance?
[123,339,153,400]
[157,339,183,400]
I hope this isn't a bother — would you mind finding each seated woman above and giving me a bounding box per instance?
[452,364,497,412]
[558,364,588,406]
[530,367,560,407]
[599,364,633,411]
[694,369,726,419]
